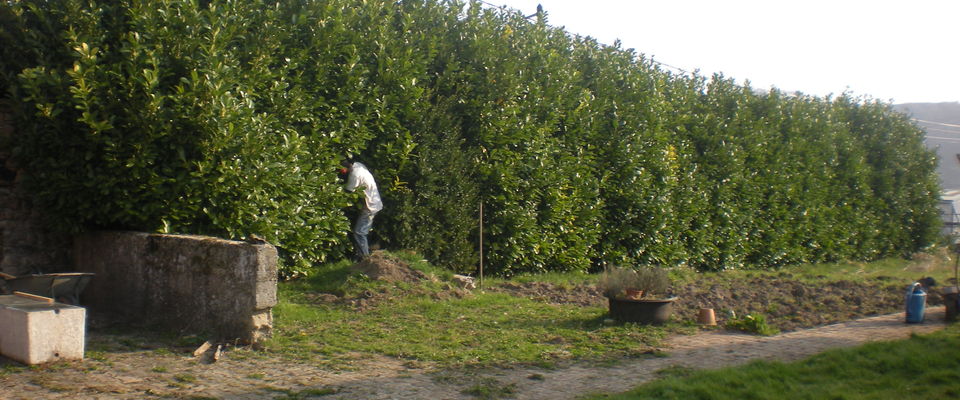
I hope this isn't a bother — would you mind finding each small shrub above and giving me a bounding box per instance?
[726,314,780,336]
[634,266,670,297]
[598,266,637,298]
[598,265,670,299]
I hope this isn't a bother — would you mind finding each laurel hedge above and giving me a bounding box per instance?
[0,0,941,276]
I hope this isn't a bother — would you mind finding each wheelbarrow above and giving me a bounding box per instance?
[0,272,94,305]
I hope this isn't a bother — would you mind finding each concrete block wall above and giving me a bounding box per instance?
[74,231,278,343]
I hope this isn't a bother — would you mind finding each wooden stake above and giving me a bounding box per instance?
[479,201,484,289]
[954,242,959,287]
[193,341,213,357]
[13,291,53,304]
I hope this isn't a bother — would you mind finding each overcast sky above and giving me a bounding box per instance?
[486,0,959,104]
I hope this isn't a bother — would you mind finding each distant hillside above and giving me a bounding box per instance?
[894,102,960,125]
[895,102,960,190]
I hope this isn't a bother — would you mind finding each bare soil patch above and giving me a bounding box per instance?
[1,259,947,399]
[304,252,471,311]
[350,251,429,283]
[488,274,941,332]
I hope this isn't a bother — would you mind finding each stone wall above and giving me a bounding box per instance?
[74,231,278,343]
[0,106,278,342]
[0,102,72,276]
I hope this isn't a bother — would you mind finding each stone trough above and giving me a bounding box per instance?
[0,293,85,365]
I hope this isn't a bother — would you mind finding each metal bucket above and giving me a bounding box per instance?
[943,286,959,322]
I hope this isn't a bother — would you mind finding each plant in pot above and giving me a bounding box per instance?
[598,265,676,324]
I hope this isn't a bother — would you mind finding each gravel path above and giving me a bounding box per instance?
[0,307,949,399]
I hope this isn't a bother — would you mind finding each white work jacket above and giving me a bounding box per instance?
[345,162,383,212]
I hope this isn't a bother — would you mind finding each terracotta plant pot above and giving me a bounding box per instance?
[698,308,717,325]
[624,289,644,300]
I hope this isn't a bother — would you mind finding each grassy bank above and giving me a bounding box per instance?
[265,250,957,368]
[268,254,689,366]
[587,324,960,399]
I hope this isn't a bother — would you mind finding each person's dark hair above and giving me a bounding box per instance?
[340,158,353,168]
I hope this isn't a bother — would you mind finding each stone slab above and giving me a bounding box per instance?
[0,295,85,365]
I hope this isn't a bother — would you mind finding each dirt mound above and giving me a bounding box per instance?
[491,275,935,332]
[670,277,916,331]
[488,282,605,307]
[302,252,440,311]
[350,251,428,283]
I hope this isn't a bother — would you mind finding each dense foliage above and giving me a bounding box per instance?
[0,0,941,276]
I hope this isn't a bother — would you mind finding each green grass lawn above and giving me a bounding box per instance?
[267,249,958,371]
[270,275,689,366]
[586,324,960,400]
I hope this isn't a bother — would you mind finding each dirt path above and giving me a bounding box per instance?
[0,307,949,399]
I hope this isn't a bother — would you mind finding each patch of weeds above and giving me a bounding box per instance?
[389,250,454,280]
[40,361,73,372]
[655,364,696,379]
[261,385,337,399]
[173,373,198,384]
[230,347,266,361]
[726,314,780,336]
[0,364,27,376]
[532,359,558,370]
[648,350,669,358]
[86,350,108,362]
[117,337,141,349]
[403,359,428,369]
[247,372,266,380]
[431,370,463,384]
[84,340,113,353]
[153,348,175,356]
[28,375,70,392]
[176,334,207,348]
[607,349,667,365]
[300,387,338,397]
[151,366,168,373]
[462,377,517,399]
[27,375,47,386]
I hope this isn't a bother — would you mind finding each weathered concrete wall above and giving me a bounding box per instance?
[74,231,277,343]
[0,103,72,276]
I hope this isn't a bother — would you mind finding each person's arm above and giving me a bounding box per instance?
[345,169,359,192]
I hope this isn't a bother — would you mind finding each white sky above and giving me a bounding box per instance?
[487,0,959,104]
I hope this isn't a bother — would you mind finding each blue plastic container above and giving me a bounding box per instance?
[905,282,927,323]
